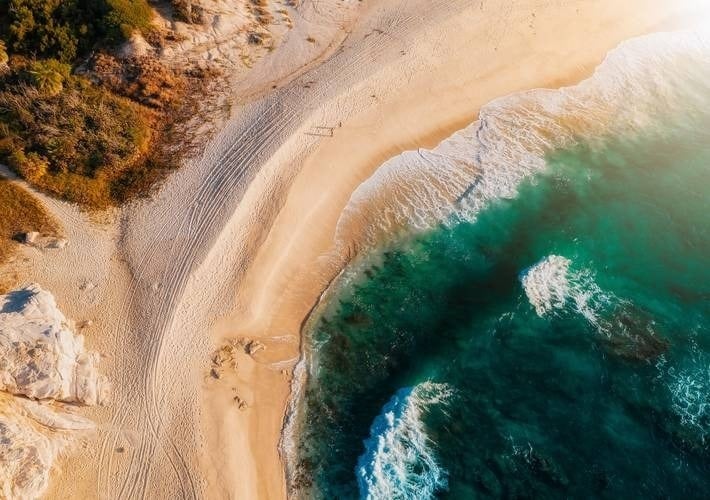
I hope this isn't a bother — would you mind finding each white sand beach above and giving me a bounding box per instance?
[1,0,707,498]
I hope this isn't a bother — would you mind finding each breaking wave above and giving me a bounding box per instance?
[334,29,710,253]
[520,255,573,317]
[520,255,612,328]
[290,27,710,498]
[356,382,453,500]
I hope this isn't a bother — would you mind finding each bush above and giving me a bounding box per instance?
[172,0,203,24]
[0,76,159,207]
[104,0,154,41]
[8,150,49,182]
[2,0,93,62]
[28,59,70,96]
[0,40,8,66]
[89,53,180,109]
[0,1,180,209]
[0,0,153,61]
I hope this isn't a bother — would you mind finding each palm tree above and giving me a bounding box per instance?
[29,62,64,97]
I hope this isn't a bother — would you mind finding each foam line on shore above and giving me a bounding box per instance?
[334,29,710,253]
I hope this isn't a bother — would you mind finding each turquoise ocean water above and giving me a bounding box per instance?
[289,30,710,499]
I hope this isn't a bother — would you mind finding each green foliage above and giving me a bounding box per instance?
[0,1,175,209]
[103,0,154,41]
[28,59,70,96]
[0,0,153,62]
[1,0,101,62]
[0,76,158,207]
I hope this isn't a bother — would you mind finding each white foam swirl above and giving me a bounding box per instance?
[657,345,710,445]
[520,255,613,328]
[357,382,452,500]
[520,255,572,316]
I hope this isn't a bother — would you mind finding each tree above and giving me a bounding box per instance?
[28,59,69,96]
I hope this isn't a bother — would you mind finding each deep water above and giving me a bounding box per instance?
[294,42,710,500]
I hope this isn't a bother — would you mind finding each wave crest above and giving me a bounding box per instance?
[357,382,452,500]
[520,255,612,327]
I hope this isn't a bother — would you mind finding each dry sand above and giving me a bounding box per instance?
[2,0,707,499]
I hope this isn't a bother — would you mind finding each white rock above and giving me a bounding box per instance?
[47,238,68,249]
[0,394,92,500]
[0,284,110,405]
[23,231,39,244]
[118,32,153,59]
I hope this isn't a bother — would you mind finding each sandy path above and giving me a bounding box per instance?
[22,0,707,498]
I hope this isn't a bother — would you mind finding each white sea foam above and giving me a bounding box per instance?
[520,255,572,317]
[670,368,709,443]
[519,255,613,329]
[658,344,710,444]
[287,28,710,496]
[334,29,710,253]
[356,382,452,500]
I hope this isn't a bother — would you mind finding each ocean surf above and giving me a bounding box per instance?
[288,28,710,499]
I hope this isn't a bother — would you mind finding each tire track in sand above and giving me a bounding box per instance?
[97,1,465,497]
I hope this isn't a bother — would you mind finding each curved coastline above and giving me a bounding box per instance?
[278,20,710,500]
[21,0,706,498]
[288,26,710,496]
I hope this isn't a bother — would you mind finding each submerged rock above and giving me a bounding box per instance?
[0,284,109,405]
[604,306,669,361]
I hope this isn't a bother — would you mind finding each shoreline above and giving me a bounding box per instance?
[221,1,706,497]
[4,0,706,498]
[278,22,710,493]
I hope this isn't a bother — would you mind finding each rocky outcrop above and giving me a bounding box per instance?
[17,231,68,250]
[0,394,95,500]
[0,284,108,499]
[0,284,109,405]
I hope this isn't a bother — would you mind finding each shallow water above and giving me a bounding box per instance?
[292,30,710,499]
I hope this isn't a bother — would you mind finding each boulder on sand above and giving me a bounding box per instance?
[0,284,108,499]
[0,284,109,405]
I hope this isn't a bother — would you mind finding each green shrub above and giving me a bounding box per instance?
[104,0,154,41]
[3,0,87,62]
[0,1,178,209]
[0,76,158,207]
[28,59,70,96]
[0,0,153,61]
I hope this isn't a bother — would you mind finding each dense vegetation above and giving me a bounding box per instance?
[0,0,154,61]
[0,0,178,208]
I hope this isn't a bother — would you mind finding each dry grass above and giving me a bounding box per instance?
[0,67,180,209]
[249,0,274,26]
[0,177,60,264]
